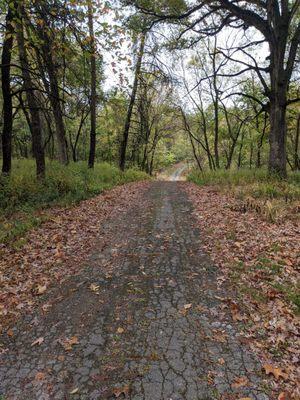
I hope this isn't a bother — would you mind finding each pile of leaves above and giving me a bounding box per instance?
[184,182,300,399]
[0,181,150,333]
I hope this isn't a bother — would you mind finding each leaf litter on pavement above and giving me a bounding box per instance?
[184,182,299,399]
[0,181,150,334]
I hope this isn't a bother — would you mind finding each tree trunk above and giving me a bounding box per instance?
[87,0,97,168]
[293,114,300,170]
[16,4,45,179]
[249,142,253,169]
[237,131,245,169]
[268,37,288,178]
[213,98,219,169]
[44,49,69,165]
[35,14,68,165]
[190,135,203,172]
[211,40,220,169]
[268,91,287,177]
[1,6,14,175]
[119,31,146,171]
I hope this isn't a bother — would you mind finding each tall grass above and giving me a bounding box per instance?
[0,160,149,243]
[188,168,300,202]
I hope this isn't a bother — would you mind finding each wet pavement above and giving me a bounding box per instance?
[0,182,270,399]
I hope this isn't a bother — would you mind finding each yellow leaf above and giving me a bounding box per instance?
[89,283,99,293]
[37,285,47,295]
[31,337,44,346]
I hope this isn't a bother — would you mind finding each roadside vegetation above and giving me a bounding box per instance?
[0,160,148,244]
[188,169,300,223]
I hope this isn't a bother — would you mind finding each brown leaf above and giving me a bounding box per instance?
[117,327,124,334]
[113,384,130,398]
[232,376,249,388]
[263,364,288,380]
[62,336,79,351]
[35,372,46,381]
[278,392,290,400]
[7,329,14,337]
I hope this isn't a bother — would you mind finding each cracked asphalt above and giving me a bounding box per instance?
[0,182,270,400]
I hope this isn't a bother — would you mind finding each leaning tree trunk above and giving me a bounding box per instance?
[87,0,97,169]
[1,6,14,175]
[119,31,146,171]
[16,4,45,179]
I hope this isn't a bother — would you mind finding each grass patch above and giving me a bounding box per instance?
[271,282,300,313]
[188,169,300,222]
[254,257,283,274]
[188,168,300,201]
[0,159,149,244]
[239,285,268,303]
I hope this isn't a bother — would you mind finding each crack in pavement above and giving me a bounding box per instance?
[0,182,270,400]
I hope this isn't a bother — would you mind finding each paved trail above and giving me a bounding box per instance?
[169,165,187,181]
[0,182,269,400]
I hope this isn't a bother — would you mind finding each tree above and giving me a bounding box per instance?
[119,30,146,171]
[131,0,300,177]
[87,0,97,168]
[33,1,69,165]
[1,2,15,175]
[16,2,45,179]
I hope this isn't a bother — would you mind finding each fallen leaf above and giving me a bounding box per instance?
[232,376,249,388]
[184,303,192,310]
[89,283,99,293]
[35,372,46,381]
[218,357,225,365]
[36,285,47,295]
[263,364,288,380]
[117,327,124,334]
[7,329,14,337]
[278,393,290,400]
[113,384,130,398]
[62,336,79,351]
[70,387,79,394]
[31,337,44,346]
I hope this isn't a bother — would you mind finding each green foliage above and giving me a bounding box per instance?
[188,168,300,201]
[0,159,149,244]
